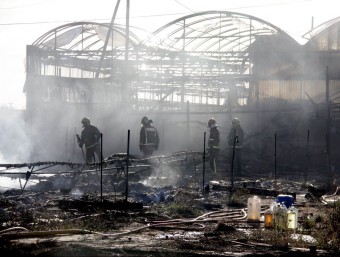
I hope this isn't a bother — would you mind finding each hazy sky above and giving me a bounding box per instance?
[0,0,339,109]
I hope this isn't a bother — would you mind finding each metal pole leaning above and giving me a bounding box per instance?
[203,132,206,194]
[20,166,34,196]
[125,130,130,202]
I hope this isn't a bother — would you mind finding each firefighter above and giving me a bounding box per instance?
[139,116,160,157]
[228,117,244,175]
[207,118,220,173]
[77,117,102,163]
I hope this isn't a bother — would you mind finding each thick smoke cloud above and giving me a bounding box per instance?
[0,107,31,163]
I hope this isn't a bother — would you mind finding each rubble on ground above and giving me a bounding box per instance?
[1,165,339,257]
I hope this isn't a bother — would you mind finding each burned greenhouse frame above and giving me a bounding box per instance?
[22,11,340,182]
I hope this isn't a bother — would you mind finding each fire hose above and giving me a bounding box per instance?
[0,209,247,240]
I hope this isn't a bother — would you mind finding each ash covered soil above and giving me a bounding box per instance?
[1,175,340,257]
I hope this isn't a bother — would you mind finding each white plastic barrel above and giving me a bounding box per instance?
[247,196,261,222]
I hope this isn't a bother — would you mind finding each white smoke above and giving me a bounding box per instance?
[141,164,180,187]
[0,106,32,191]
[0,107,32,163]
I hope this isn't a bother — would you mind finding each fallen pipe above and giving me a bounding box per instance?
[0,228,97,239]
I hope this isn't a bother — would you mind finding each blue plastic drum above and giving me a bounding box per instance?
[276,194,294,208]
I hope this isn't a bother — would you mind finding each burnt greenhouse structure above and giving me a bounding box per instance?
[23,11,340,182]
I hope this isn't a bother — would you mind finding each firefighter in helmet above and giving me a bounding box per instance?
[207,118,220,173]
[139,116,160,157]
[228,117,244,175]
[77,117,102,163]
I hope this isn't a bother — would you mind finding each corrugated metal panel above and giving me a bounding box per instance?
[258,80,302,101]
[308,22,340,51]
[329,25,338,50]
[256,80,340,103]
[330,80,340,103]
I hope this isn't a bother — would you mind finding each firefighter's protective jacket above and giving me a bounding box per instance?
[80,124,101,149]
[139,125,160,149]
[208,127,220,149]
[228,125,244,147]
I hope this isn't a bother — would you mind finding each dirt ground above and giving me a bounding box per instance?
[1,173,340,257]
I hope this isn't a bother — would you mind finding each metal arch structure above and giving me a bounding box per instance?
[24,21,145,116]
[27,21,141,77]
[24,11,298,113]
[302,17,340,108]
[32,21,141,52]
[303,16,340,44]
[146,10,287,55]
[22,10,301,163]
[134,11,297,111]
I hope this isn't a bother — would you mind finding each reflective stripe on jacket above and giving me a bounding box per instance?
[140,125,160,147]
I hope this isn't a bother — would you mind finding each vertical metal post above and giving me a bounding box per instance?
[100,133,103,202]
[125,130,130,202]
[203,132,206,193]
[72,127,76,162]
[192,152,197,189]
[162,119,165,153]
[186,100,190,151]
[304,129,310,184]
[65,127,68,161]
[231,136,237,189]
[325,66,331,176]
[181,19,186,103]
[274,133,277,181]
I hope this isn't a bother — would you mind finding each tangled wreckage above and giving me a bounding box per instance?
[1,4,340,257]
[0,151,203,196]
[1,147,340,256]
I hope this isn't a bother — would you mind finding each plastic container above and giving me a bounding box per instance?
[287,205,298,229]
[270,201,280,212]
[274,203,288,230]
[247,196,261,222]
[264,209,273,228]
[276,194,294,208]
